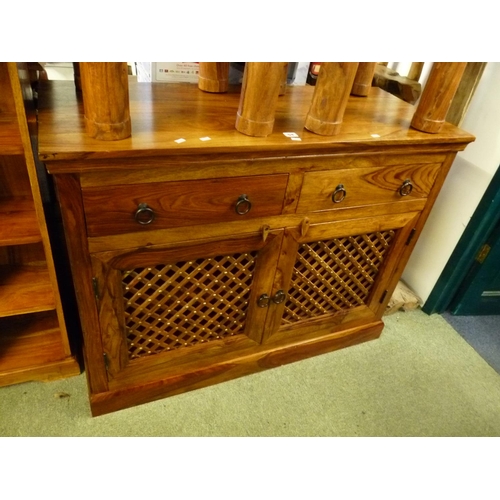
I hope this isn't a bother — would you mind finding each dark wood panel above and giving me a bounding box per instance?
[83,174,288,237]
[90,320,383,416]
[0,309,80,386]
[37,81,474,167]
[0,265,55,316]
[298,162,441,212]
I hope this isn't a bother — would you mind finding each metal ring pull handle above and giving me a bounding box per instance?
[399,179,413,197]
[272,290,286,304]
[257,294,270,308]
[332,184,346,203]
[258,291,286,307]
[135,203,155,225]
[235,194,252,215]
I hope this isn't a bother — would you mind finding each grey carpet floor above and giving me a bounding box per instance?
[1,309,500,436]
[442,312,500,374]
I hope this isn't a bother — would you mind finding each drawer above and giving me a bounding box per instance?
[82,174,288,237]
[297,161,442,213]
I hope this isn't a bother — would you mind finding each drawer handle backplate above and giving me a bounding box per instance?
[258,291,286,307]
[399,179,413,196]
[235,194,252,215]
[272,289,286,304]
[135,203,155,225]
[257,294,270,308]
[332,184,346,203]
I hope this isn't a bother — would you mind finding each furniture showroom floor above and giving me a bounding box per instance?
[1,308,499,437]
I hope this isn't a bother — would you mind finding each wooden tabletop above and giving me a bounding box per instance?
[37,81,475,168]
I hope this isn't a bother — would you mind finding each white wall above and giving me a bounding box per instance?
[42,63,137,80]
[402,62,500,304]
[42,62,74,80]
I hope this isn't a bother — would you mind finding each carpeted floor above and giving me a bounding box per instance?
[1,309,500,436]
[442,312,500,374]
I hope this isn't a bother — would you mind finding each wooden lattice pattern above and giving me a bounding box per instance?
[282,230,396,324]
[122,252,257,359]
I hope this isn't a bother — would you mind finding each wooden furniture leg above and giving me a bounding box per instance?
[411,62,467,134]
[351,62,377,96]
[304,62,359,135]
[80,62,131,141]
[198,63,230,93]
[235,62,287,137]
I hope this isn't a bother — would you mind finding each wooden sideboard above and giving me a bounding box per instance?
[38,80,474,416]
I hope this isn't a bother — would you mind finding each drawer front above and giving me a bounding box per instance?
[82,174,288,237]
[297,161,442,213]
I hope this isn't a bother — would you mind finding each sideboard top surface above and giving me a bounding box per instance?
[37,80,475,168]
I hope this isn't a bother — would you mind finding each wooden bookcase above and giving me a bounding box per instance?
[0,62,80,386]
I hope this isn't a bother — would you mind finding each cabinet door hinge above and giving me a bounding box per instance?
[405,228,417,246]
[379,290,389,303]
[92,277,99,300]
[475,244,491,264]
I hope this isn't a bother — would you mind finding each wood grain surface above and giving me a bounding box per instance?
[351,62,377,96]
[297,161,442,212]
[0,265,55,316]
[90,320,383,416]
[198,63,230,93]
[80,62,131,140]
[235,62,287,136]
[305,62,359,135]
[411,62,467,133]
[38,81,474,168]
[82,173,289,237]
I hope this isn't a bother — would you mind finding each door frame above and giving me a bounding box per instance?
[449,217,500,314]
[423,164,500,314]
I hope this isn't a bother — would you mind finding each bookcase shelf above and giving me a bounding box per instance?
[0,264,55,317]
[0,62,80,386]
[0,311,77,386]
[0,115,24,155]
[0,197,41,245]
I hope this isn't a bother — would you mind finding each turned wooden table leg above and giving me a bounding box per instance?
[235,62,287,137]
[407,62,425,82]
[80,62,131,141]
[198,63,230,93]
[351,62,377,96]
[305,62,359,136]
[411,62,467,134]
[279,63,289,96]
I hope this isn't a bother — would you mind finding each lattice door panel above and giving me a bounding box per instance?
[122,252,257,359]
[282,230,396,325]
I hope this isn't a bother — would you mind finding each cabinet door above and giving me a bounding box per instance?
[91,231,283,389]
[262,212,420,344]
